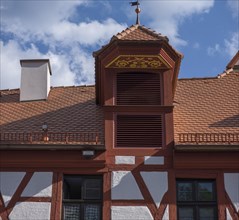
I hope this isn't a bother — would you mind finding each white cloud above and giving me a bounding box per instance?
[0,40,42,89]
[207,44,222,56]
[207,32,239,57]
[227,0,239,18]
[0,1,126,89]
[225,32,239,57]
[142,0,214,46]
[50,18,126,46]
[0,40,76,90]
[193,42,200,49]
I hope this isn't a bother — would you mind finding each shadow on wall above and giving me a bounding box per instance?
[210,114,239,128]
[0,172,53,206]
[108,148,171,220]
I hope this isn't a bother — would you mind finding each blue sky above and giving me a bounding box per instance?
[0,0,238,89]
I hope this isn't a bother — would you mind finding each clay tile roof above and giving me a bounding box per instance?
[0,86,104,144]
[173,73,239,142]
[111,25,168,41]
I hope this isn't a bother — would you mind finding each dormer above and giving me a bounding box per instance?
[94,25,183,149]
[93,25,183,106]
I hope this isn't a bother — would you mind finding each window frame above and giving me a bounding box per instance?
[62,175,103,220]
[176,179,218,220]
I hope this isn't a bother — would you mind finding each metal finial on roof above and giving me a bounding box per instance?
[130,0,141,25]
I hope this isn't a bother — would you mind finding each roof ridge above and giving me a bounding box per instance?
[138,25,168,41]
[112,24,168,41]
[0,88,20,92]
[178,72,239,81]
[50,85,95,89]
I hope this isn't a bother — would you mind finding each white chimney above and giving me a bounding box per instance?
[20,59,52,101]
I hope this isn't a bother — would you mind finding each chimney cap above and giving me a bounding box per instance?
[20,59,52,75]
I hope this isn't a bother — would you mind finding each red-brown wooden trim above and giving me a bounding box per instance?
[0,192,9,220]
[175,170,218,179]
[217,172,226,220]
[18,197,51,202]
[225,191,239,220]
[107,148,171,156]
[132,170,157,217]
[50,172,58,220]
[103,172,111,220]
[168,170,177,220]
[0,150,106,169]
[155,191,169,220]
[108,165,168,172]
[5,172,33,215]
[103,105,173,113]
[111,200,146,206]
[55,173,63,220]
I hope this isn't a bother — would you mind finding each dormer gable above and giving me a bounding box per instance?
[93,25,183,106]
[226,50,239,72]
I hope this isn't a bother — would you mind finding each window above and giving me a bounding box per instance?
[116,114,163,148]
[116,72,161,105]
[63,175,102,220]
[177,179,217,220]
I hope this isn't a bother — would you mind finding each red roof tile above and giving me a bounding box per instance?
[0,86,104,144]
[111,25,168,41]
[174,73,239,142]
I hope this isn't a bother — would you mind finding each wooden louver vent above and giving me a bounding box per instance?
[116,73,161,105]
[116,115,163,148]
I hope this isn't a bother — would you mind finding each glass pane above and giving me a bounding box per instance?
[64,176,83,199]
[199,207,215,220]
[84,204,100,220]
[198,182,214,201]
[63,203,81,220]
[83,179,102,200]
[177,182,193,201]
[178,207,194,220]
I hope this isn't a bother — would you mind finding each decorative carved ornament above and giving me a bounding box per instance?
[106,55,171,69]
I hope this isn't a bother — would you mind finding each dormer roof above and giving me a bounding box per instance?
[111,25,168,41]
[93,25,182,58]
[226,50,239,69]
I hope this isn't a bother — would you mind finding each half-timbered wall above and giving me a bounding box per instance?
[0,172,52,220]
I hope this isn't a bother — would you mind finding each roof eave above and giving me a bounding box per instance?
[174,144,239,152]
[0,144,106,151]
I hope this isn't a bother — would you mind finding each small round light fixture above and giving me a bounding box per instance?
[42,123,48,132]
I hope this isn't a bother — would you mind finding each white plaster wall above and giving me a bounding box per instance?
[20,61,50,101]
[115,156,135,165]
[144,156,164,165]
[141,172,168,208]
[224,173,239,212]
[0,172,25,206]
[111,171,143,200]
[21,172,53,197]
[111,206,153,220]
[162,205,169,220]
[226,208,232,220]
[9,202,51,220]
[47,66,51,97]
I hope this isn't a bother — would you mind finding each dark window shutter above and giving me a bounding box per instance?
[116,73,161,105]
[116,115,163,148]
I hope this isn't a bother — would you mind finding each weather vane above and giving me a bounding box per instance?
[130,0,141,25]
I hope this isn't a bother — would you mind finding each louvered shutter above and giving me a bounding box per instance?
[116,115,163,148]
[116,73,161,105]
